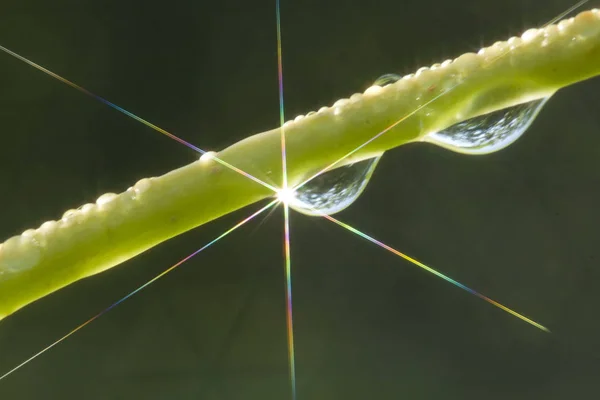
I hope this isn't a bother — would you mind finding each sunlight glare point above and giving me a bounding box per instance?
[199,151,216,163]
[277,187,297,204]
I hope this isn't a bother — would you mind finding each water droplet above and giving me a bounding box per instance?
[134,178,152,197]
[425,97,550,154]
[290,155,382,216]
[62,209,77,219]
[373,73,401,86]
[96,192,117,206]
[199,151,216,163]
[364,85,383,96]
[0,235,42,275]
[78,203,95,213]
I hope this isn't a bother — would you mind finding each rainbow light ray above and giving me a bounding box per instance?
[282,200,296,398]
[0,199,279,382]
[276,1,288,190]
[0,44,277,193]
[318,212,550,332]
[293,0,589,193]
[275,0,297,398]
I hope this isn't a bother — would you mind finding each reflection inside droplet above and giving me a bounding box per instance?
[424,97,550,154]
[289,156,382,216]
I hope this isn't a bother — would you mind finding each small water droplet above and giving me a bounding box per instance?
[78,203,95,213]
[290,155,382,216]
[134,178,152,197]
[0,235,42,275]
[96,192,117,206]
[199,151,216,163]
[425,97,550,154]
[373,73,401,86]
[62,209,77,219]
[364,85,383,96]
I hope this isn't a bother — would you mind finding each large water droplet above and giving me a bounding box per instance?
[289,156,382,216]
[424,97,550,154]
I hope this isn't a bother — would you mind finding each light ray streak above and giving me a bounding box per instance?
[275,1,297,398]
[0,44,277,193]
[277,0,288,190]
[282,200,296,398]
[313,209,549,332]
[0,199,279,382]
[249,198,281,234]
[294,0,588,192]
[550,0,589,25]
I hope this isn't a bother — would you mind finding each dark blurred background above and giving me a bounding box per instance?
[1,0,599,399]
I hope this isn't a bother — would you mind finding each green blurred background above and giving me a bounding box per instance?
[1,0,599,398]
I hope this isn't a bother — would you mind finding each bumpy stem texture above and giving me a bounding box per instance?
[1,9,600,319]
